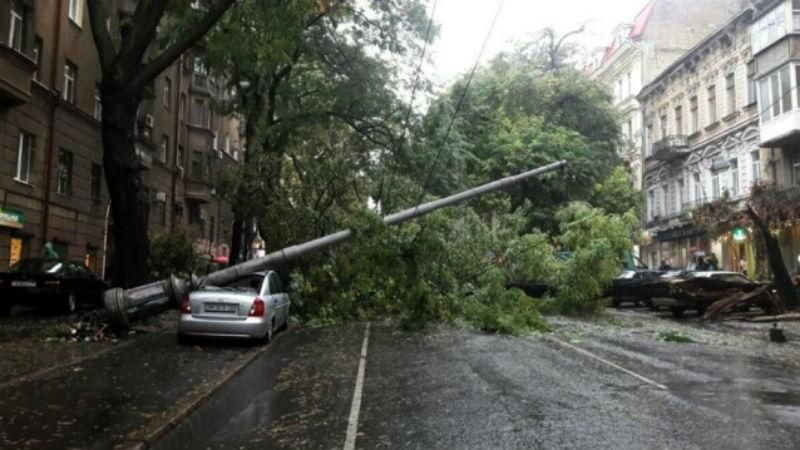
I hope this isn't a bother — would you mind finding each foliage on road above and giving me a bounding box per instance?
[656,330,694,344]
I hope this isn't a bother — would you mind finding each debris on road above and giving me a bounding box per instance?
[747,312,800,323]
[770,323,788,343]
[702,286,783,321]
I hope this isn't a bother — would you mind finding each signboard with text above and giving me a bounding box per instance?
[0,207,25,229]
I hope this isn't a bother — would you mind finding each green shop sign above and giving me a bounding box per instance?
[0,207,26,229]
[732,226,748,242]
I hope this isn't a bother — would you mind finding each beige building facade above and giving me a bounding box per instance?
[639,7,775,272]
[592,0,750,190]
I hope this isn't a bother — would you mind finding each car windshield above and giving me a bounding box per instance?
[8,259,64,274]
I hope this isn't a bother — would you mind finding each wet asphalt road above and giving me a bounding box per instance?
[154,318,800,450]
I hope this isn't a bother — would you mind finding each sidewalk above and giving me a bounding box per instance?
[0,311,264,450]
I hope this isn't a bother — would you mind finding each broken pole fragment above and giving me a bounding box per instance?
[103,160,568,331]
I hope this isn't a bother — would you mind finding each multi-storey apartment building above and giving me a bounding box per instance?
[749,0,800,269]
[0,0,242,274]
[638,7,766,271]
[592,0,749,190]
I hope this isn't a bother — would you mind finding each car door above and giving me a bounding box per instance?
[271,273,289,323]
[261,273,278,327]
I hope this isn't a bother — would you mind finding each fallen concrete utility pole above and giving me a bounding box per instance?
[103,160,567,330]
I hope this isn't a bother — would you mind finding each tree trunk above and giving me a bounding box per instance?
[101,85,150,288]
[229,217,244,265]
[746,204,799,309]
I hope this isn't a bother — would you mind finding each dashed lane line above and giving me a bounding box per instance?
[549,336,668,390]
[344,322,371,450]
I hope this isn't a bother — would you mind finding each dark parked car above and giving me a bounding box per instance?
[0,259,107,315]
[608,270,663,307]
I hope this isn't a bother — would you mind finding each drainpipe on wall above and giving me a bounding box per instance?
[170,55,184,232]
[101,201,111,279]
[41,0,65,247]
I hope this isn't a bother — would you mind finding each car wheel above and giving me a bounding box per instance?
[0,303,11,316]
[177,334,193,345]
[670,307,685,318]
[611,298,621,308]
[278,316,288,332]
[263,319,275,343]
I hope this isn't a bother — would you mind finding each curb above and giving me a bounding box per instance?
[113,332,286,450]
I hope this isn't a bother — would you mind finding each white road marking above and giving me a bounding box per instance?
[549,336,668,390]
[344,322,371,450]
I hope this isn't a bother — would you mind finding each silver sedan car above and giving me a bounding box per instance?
[178,270,290,342]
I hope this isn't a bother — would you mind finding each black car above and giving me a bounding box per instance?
[0,259,107,315]
[608,270,663,307]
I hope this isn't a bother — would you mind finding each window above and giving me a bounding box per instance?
[68,0,82,25]
[93,85,102,120]
[747,61,757,105]
[192,99,210,128]
[707,85,717,124]
[193,57,208,89]
[647,190,655,220]
[751,150,761,183]
[659,114,667,139]
[56,149,73,196]
[32,36,42,81]
[176,145,184,168]
[626,119,632,141]
[91,164,102,203]
[662,185,669,215]
[15,132,33,183]
[191,151,203,179]
[179,94,187,121]
[645,123,653,155]
[693,173,702,204]
[759,65,793,122]
[711,171,721,200]
[224,134,231,154]
[160,134,169,163]
[793,161,800,186]
[63,62,77,103]
[9,6,23,52]
[676,179,684,213]
[726,73,736,115]
[793,0,800,31]
[690,96,698,133]
[617,79,623,100]
[751,3,786,53]
[626,72,632,96]
[674,106,683,135]
[163,77,171,109]
[729,159,739,196]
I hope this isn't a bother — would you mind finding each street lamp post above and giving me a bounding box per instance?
[103,161,568,330]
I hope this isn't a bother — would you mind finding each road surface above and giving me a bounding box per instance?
[152,314,800,450]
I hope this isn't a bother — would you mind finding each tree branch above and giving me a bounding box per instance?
[118,0,169,73]
[87,0,116,72]
[133,0,237,90]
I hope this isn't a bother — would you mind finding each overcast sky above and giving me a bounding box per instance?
[428,0,650,86]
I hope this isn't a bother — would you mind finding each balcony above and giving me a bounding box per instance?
[760,108,800,147]
[184,179,212,204]
[0,44,36,108]
[649,135,689,161]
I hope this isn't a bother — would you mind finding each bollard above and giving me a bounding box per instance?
[103,161,567,331]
